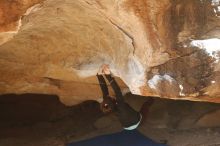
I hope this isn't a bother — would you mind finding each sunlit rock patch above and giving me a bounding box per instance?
[191,38,220,63]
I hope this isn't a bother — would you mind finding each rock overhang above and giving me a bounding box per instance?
[0,0,220,105]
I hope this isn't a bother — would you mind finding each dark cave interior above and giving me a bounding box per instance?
[0,94,220,146]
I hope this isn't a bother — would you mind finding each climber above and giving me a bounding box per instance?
[97,64,154,130]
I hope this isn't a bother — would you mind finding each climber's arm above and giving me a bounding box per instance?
[96,74,109,99]
[105,74,124,101]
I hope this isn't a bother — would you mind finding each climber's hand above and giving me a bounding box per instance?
[102,64,110,75]
[97,66,103,75]
[98,64,110,75]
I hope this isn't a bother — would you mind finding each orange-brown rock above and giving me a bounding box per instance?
[0,0,44,32]
[0,0,220,105]
[0,0,45,45]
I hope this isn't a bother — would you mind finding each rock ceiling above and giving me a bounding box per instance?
[0,0,220,105]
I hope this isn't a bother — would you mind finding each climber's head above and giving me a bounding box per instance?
[100,96,118,113]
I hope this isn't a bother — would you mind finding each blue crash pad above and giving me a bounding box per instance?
[67,130,166,146]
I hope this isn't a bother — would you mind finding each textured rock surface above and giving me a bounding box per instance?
[0,0,44,45]
[0,0,220,105]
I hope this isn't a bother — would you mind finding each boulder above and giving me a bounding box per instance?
[0,0,220,105]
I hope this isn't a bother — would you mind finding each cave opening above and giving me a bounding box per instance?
[1,0,220,145]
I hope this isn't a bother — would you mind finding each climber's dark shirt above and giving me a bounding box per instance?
[97,74,141,129]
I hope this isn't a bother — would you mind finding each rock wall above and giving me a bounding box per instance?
[0,0,44,45]
[0,0,220,105]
